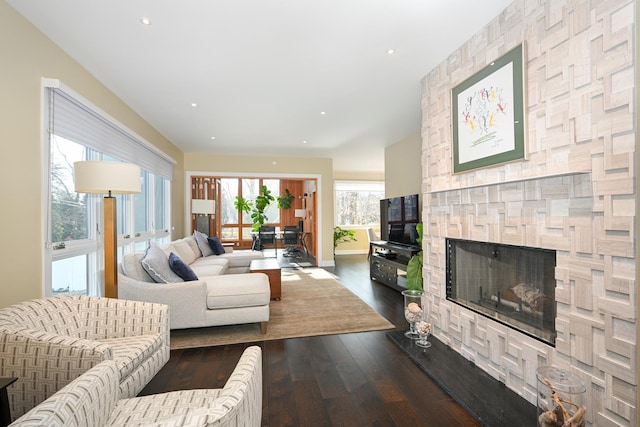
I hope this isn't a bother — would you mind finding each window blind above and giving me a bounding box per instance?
[47,86,175,179]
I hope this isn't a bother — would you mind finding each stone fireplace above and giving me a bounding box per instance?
[420,0,636,425]
[446,239,556,346]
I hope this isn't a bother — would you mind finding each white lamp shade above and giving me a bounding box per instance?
[192,199,216,214]
[74,161,141,194]
[294,209,306,218]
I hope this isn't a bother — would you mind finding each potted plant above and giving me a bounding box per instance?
[234,185,275,232]
[333,226,357,255]
[277,189,295,209]
[405,223,423,291]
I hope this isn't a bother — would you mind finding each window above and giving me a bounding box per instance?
[335,181,384,226]
[50,137,90,243]
[44,82,174,297]
[218,177,281,242]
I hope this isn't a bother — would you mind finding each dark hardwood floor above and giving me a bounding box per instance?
[140,254,480,427]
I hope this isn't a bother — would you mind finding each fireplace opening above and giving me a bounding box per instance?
[446,238,556,346]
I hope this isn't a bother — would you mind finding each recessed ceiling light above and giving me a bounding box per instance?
[302,140,308,144]
[211,136,216,140]
[191,103,197,107]
[140,17,152,26]
[320,111,326,115]
[387,49,395,55]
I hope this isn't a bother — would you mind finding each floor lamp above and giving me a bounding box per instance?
[74,161,141,298]
[191,199,215,235]
[294,209,306,232]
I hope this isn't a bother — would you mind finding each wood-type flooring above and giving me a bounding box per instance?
[140,254,480,427]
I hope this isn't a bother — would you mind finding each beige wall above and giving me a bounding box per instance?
[0,1,185,307]
[384,131,422,198]
[184,153,335,266]
[333,170,384,181]
[636,0,639,413]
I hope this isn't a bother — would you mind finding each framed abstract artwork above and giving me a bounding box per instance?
[451,44,526,174]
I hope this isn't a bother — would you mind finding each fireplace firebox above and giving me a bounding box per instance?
[446,238,556,346]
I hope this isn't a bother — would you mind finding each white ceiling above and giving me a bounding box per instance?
[9,0,512,173]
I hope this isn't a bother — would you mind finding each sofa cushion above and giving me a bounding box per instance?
[194,230,215,257]
[190,262,228,277]
[218,250,265,268]
[205,273,270,309]
[192,256,229,267]
[168,253,199,281]
[121,252,155,283]
[208,236,225,255]
[172,240,198,265]
[141,243,184,283]
[109,388,223,426]
[183,236,202,261]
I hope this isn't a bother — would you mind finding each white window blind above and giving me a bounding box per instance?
[47,86,174,179]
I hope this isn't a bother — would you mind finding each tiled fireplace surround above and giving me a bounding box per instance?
[420,0,636,425]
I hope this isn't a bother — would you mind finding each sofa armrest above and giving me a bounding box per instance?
[0,329,111,420]
[215,346,262,424]
[119,274,208,329]
[9,360,121,427]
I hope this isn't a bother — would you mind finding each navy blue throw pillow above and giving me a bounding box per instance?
[207,236,225,255]
[168,252,198,281]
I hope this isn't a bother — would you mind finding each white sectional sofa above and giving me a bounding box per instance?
[119,233,271,331]
[0,296,169,422]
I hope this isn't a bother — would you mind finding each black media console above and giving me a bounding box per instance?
[369,241,420,292]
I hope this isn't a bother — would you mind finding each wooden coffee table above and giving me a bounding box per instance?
[249,258,281,300]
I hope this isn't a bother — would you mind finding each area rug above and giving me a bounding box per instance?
[170,268,394,349]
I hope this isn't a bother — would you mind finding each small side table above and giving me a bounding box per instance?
[0,377,17,427]
[249,258,282,300]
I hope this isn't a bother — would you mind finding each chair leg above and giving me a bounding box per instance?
[260,321,268,334]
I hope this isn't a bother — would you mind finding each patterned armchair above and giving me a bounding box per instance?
[10,346,262,427]
[0,295,169,421]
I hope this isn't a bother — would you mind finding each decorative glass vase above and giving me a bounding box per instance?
[415,319,432,348]
[402,289,424,339]
[536,366,586,427]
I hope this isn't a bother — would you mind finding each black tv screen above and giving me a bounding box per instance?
[380,194,419,247]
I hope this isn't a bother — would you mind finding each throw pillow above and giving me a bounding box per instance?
[168,252,199,281]
[173,240,198,265]
[208,236,225,255]
[141,243,184,283]
[194,230,215,257]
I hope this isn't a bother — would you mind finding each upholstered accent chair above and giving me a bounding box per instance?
[0,296,169,421]
[10,346,263,427]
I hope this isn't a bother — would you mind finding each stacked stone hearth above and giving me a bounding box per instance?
[420,0,636,426]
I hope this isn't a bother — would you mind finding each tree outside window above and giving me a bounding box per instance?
[335,181,384,226]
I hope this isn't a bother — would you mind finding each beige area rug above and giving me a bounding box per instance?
[170,268,394,349]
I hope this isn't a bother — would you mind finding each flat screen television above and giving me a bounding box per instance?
[380,194,420,248]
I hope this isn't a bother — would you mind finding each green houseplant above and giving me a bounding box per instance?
[277,189,295,209]
[405,223,423,291]
[333,226,357,255]
[234,185,276,231]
